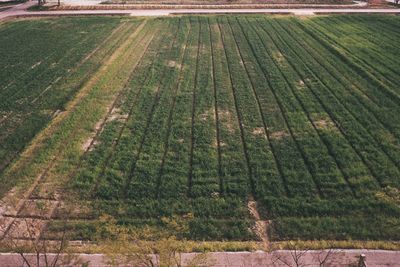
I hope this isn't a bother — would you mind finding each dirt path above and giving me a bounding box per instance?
[248,199,269,250]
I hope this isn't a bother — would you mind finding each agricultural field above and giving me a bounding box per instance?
[0,15,399,247]
[0,17,134,193]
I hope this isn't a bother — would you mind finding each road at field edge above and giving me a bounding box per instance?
[1,0,400,20]
[0,250,400,266]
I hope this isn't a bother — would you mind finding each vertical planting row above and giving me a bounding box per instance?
[208,17,249,198]
[189,17,219,198]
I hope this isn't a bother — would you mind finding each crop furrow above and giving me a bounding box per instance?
[1,27,106,107]
[294,20,400,102]
[156,18,199,200]
[277,19,400,144]
[123,19,182,199]
[208,17,223,195]
[68,24,158,195]
[83,21,171,198]
[343,16,400,49]
[311,17,400,87]
[155,19,192,199]
[209,18,249,198]
[251,19,364,197]
[241,18,350,198]
[24,19,156,200]
[278,19,400,153]
[226,18,290,198]
[218,17,286,199]
[217,18,254,199]
[325,16,400,64]
[303,19,400,89]
[235,17,342,199]
[189,17,219,198]
[188,17,202,198]
[271,19,400,170]
[0,21,139,177]
[124,18,190,199]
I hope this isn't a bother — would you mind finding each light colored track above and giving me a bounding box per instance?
[1,1,400,20]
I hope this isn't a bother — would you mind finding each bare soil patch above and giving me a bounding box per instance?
[252,127,264,136]
[270,130,289,140]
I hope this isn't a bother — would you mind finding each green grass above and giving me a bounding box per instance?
[1,15,399,245]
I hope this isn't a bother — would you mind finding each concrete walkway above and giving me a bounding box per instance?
[0,250,399,266]
[1,1,400,20]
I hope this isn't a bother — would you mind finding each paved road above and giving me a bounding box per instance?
[0,250,399,266]
[1,1,400,20]
[61,0,368,7]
